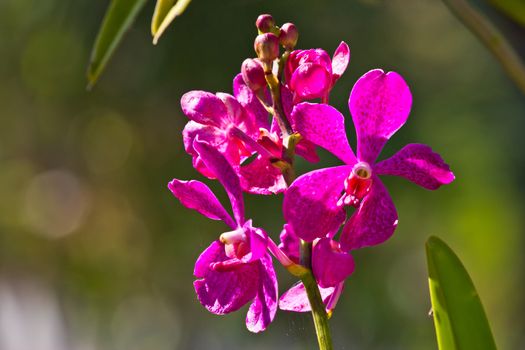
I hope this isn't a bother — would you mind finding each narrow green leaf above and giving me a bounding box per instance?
[152,0,192,45]
[426,236,497,350]
[151,0,176,35]
[87,0,148,89]
[489,0,525,27]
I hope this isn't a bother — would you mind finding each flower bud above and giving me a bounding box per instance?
[256,14,275,33]
[254,33,279,63]
[279,23,298,50]
[241,58,266,91]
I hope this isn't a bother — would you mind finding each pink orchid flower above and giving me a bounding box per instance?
[181,82,287,195]
[285,42,350,103]
[169,139,278,332]
[283,69,455,250]
[181,73,320,195]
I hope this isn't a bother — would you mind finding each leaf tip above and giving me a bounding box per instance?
[86,65,99,90]
[426,235,444,250]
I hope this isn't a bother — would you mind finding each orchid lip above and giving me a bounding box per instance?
[337,162,373,208]
[210,258,244,272]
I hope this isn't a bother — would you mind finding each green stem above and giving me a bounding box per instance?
[262,54,333,348]
[263,55,333,349]
[300,240,333,350]
[278,50,290,81]
[262,60,297,185]
[264,70,294,138]
[442,0,525,95]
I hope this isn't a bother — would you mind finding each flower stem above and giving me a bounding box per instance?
[264,69,294,138]
[267,53,333,349]
[262,61,297,185]
[300,240,333,350]
[278,50,290,82]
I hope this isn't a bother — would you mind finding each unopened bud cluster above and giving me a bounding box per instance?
[244,14,300,92]
[254,14,299,63]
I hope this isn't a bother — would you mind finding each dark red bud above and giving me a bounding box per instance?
[254,33,280,62]
[256,14,275,33]
[241,58,266,91]
[279,23,298,50]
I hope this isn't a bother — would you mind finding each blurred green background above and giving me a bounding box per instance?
[0,0,524,349]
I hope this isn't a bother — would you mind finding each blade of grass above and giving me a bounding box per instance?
[87,0,148,89]
[426,236,497,350]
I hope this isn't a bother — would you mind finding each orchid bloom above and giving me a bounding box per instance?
[168,139,278,332]
[181,82,288,195]
[284,69,455,251]
[285,42,350,103]
[181,72,321,195]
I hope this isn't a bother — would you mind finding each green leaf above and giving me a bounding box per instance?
[489,0,525,27]
[87,0,148,89]
[151,0,192,45]
[151,0,176,35]
[426,236,497,350]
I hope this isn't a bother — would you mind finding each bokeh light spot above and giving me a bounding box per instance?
[20,28,83,98]
[82,111,134,174]
[23,169,91,239]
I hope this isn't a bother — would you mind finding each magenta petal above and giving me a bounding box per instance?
[181,91,229,127]
[279,282,335,313]
[194,241,259,314]
[297,49,332,70]
[241,222,268,263]
[238,155,287,195]
[280,84,294,121]
[182,121,225,179]
[286,49,332,83]
[233,74,270,130]
[278,224,300,264]
[283,166,351,241]
[290,63,332,100]
[312,238,355,288]
[216,92,257,137]
[291,103,356,164]
[194,240,223,277]
[331,41,350,83]
[168,179,236,229]
[269,116,280,134]
[375,143,455,190]
[246,254,278,332]
[193,139,245,224]
[349,69,413,163]
[295,138,320,163]
[340,177,398,250]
